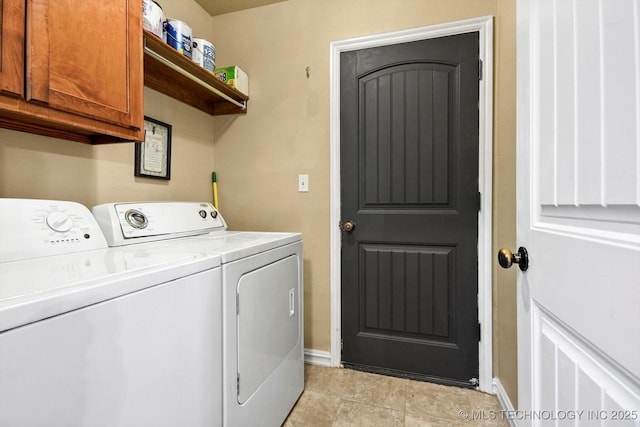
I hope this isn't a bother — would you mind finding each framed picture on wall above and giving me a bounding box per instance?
[134,117,172,180]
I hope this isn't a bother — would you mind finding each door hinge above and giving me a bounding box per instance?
[477,192,482,211]
[478,323,482,342]
[237,373,240,395]
[478,59,483,80]
[341,338,343,351]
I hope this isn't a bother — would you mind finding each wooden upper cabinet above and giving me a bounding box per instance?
[27,0,142,130]
[0,0,143,143]
[0,0,25,97]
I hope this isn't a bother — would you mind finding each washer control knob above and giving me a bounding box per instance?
[124,209,148,229]
[46,211,73,232]
[210,210,218,219]
[199,210,207,219]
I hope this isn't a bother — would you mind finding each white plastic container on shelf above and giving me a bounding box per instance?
[142,0,164,40]
[192,38,215,72]
[165,19,192,59]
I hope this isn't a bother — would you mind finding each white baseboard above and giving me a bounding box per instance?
[493,378,517,427]
[304,348,332,366]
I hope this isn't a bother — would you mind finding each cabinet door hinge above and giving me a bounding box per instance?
[478,59,483,80]
[477,192,482,211]
[478,323,482,342]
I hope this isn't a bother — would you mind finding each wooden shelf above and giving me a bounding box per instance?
[143,30,248,116]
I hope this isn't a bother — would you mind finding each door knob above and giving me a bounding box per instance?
[498,247,529,272]
[341,220,355,233]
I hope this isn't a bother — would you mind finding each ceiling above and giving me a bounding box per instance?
[194,0,286,16]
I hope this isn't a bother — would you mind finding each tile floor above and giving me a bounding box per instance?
[284,364,509,426]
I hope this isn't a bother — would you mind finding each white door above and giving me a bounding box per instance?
[516,0,640,425]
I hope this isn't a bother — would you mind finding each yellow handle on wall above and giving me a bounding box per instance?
[212,172,219,210]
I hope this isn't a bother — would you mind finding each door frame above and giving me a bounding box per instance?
[329,16,494,392]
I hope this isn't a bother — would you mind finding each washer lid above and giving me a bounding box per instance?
[0,247,220,332]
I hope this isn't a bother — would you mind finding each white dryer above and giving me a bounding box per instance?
[93,201,304,427]
[0,199,222,427]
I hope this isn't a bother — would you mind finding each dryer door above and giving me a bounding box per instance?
[236,254,300,404]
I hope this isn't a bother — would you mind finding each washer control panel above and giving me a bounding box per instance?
[92,202,227,246]
[0,199,108,263]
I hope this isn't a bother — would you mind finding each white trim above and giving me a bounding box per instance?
[303,348,332,367]
[329,16,494,392]
[493,378,518,427]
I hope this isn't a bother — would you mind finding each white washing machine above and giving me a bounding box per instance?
[92,201,304,427]
[0,199,222,427]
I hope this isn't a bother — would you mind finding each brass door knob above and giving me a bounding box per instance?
[341,220,355,233]
[498,247,529,272]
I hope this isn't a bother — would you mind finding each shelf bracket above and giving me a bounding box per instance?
[143,46,247,111]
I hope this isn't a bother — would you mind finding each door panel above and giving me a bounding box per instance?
[26,0,142,129]
[361,244,453,339]
[341,33,479,384]
[361,64,453,207]
[517,0,640,422]
[0,0,24,97]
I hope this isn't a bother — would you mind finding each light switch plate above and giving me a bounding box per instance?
[298,174,309,192]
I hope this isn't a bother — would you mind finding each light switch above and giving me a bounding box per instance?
[298,174,309,192]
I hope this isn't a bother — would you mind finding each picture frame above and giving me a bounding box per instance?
[134,116,172,180]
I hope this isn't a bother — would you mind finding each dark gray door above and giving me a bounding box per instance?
[340,32,479,386]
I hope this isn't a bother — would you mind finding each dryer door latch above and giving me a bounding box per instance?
[289,289,295,317]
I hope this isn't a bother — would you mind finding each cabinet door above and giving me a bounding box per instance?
[26,0,142,131]
[0,0,24,97]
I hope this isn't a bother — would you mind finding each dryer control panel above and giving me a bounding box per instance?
[0,199,108,262]
[92,201,227,246]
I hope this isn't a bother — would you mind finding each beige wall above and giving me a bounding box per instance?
[0,0,518,405]
[0,89,215,205]
[210,0,517,402]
